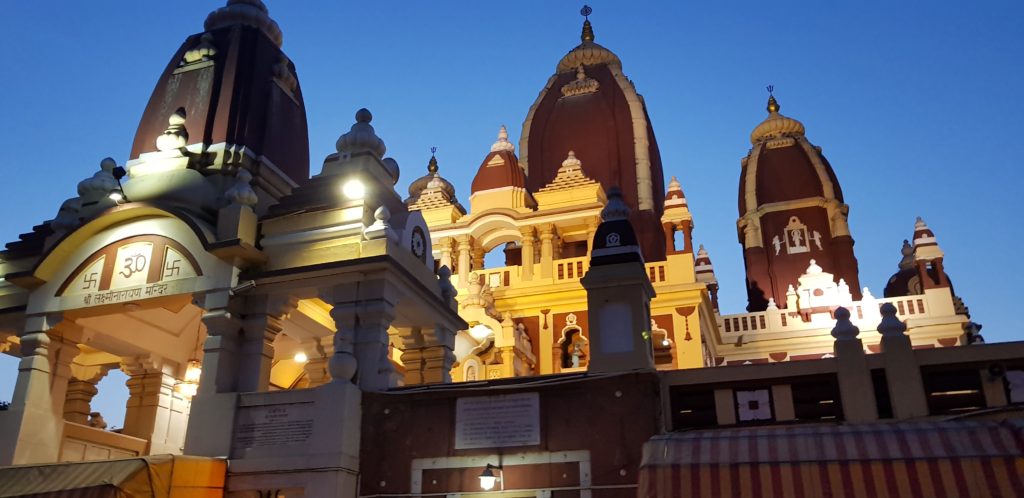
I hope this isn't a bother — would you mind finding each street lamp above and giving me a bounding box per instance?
[478,464,502,491]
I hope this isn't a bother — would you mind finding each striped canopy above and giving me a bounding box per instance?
[639,420,1024,498]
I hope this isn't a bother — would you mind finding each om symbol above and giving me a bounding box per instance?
[119,254,148,278]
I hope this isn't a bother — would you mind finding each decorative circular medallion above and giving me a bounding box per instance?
[411,226,426,260]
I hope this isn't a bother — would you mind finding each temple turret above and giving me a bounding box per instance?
[470,126,535,213]
[737,89,860,311]
[128,0,309,212]
[520,11,667,260]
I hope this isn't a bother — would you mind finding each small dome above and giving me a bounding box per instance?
[750,95,805,144]
[406,152,456,203]
[336,108,386,158]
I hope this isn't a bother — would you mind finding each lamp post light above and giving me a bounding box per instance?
[478,464,503,491]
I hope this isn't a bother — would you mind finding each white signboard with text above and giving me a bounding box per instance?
[455,392,540,449]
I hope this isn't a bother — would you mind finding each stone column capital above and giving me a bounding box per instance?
[538,223,555,239]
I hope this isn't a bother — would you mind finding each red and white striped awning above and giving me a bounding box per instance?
[639,421,1024,497]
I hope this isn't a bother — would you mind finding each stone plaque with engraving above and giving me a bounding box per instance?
[455,392,540,449]
[232,402,314,451]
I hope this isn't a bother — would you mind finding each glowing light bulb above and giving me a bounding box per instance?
[109,191,124,202]
[294,352,308,363]
[342,179,365,200]
[183,360,202,383]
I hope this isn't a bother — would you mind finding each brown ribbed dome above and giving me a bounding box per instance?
[520,17,666,260]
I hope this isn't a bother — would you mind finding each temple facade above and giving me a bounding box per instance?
[0,2,1019,497]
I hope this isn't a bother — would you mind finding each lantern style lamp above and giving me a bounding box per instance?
[478,464,502,491]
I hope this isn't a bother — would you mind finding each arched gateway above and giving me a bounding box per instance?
[0,7,464,493]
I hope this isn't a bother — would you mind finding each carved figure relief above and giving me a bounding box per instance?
[782,216,810,255]
[811,230,823,251]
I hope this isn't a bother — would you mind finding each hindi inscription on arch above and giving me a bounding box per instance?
[56,235,203,309]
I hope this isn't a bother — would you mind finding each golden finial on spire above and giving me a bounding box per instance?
[580,5,595,42]
[428,146,438,173]
[766,84,780,113]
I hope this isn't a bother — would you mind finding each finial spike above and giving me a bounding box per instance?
[427,147,438,173]
[766,84,780,114]
[580,5,595,42]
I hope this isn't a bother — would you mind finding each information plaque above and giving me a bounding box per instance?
[232,402,315,451]
[455,392,540,449]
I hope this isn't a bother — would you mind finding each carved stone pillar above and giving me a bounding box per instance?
[681,221,694,254]
[662,222,675,253]
[399,325,455,385]
[471,245,485,272]
[302,336,333,388]
[330,281,399,392]
[456,234,472,287]
[63,364,115,425]
[331,300,396,392]
[239,295,295,393]
[184,291,244,457]
[520,226,536,281]
[586,217,599,255]
[122,357,188,454]
[63,380,99,425]
[539,224,555,278]
[197,293,243,395]
[0,314,78,466]
[399,349,424,385]
[439,237,453,271]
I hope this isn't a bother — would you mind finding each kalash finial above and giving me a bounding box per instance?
[766,84,780,114]
[427,146,438,173]
[580,5,595,42]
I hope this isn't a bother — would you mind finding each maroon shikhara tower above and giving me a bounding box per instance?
[737,92,860,311]
[129,0,309,197]
[518,16,667,261]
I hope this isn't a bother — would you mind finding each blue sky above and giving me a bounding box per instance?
[0,1,1022,421]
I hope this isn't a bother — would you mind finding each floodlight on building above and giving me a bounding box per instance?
[108,191,124,203]
[294,352,308,363]
[478,464,502,491]
[342,179,366,200]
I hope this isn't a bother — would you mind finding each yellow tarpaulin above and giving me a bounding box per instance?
[0,454,226,498]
